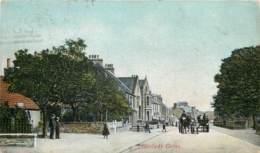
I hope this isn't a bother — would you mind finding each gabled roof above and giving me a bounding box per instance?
[139,80,145,89]
[106,71,133,95]
[0,76,40,110]
[118,77,135,91]
[118,76,139,94]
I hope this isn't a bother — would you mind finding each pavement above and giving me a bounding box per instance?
[1,126,260,153]
[0,127,168,153]
[212,125,260,146]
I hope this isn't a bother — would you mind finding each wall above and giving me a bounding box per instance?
[29,110,41,128]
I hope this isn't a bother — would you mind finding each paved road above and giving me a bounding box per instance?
[126,127,260,153]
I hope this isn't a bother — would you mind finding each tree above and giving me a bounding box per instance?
[213,46,260,128]
[4,38,95,136]
[91,65,131,122]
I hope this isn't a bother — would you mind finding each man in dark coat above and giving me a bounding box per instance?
[162,122,166,132]
[49,114,56,139]
[55,117,60,139]
[102,123,110,139]
[145,122,151,133]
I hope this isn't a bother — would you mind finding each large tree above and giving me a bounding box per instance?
[213,46,260,128]
[4,38,95,137]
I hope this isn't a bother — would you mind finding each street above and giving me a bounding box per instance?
[1,126,259,153]
[126,127,260,153]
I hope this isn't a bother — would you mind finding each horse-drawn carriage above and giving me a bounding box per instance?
[196,114,209,132]
[178,113,209,134]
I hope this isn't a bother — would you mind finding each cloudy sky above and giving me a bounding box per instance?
[0,0,260,111]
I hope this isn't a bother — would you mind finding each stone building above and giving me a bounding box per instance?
[139,77,152,121]
[118,75,141,125]
[150,94,162,121]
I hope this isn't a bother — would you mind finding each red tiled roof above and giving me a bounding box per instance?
[0,76,40,110]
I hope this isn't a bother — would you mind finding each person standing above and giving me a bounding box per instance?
[49,114,56,139]
[145,122,151,133]
[162,122,166,132]
[55,117,60,139]
[102,123,110,139]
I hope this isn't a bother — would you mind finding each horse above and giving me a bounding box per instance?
[179,115,191,134]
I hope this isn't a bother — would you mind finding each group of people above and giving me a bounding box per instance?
[178,112,209,134]
[49,114,60,139]
[145,122,167,133]
[102,121,168,139]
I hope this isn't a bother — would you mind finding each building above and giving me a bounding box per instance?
[88,55,137,125]
[150,94,162,121]
[139,77,152,121]
[0,76,40,128]
[118,75,141,125]
[173,101,201,119]
[88,54,173,125]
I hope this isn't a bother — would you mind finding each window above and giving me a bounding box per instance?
[146,97,149,106]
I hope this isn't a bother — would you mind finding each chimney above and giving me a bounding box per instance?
[88,54,103,66]
[7,58,11,68]
[105,64,115,74]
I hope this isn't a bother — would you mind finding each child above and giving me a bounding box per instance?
[102,123,110,139]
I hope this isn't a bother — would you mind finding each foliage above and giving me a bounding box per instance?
[90,66,131,121]
[213,46,260,125]
[4,38,131,135]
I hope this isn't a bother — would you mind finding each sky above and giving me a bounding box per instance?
[0,0,260,111]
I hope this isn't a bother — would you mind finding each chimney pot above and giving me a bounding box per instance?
[7,58,11,68]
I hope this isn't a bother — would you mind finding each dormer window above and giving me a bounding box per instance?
[16,102,24,108]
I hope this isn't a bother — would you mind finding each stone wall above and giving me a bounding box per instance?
[0,135,35,147]
[61,122,103,134]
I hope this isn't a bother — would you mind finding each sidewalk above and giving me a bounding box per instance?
[0,127,173,153]
[212,125,260,147]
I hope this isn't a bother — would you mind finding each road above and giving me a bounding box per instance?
[126,127,260,153]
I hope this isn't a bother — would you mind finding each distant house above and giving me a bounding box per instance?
[0,76,40,128]
[150,94,162,121]
[173,101,202,119]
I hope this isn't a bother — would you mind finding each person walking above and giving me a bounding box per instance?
[102,123,110,139]
[49,114,56,139]
[145,122,151,133]
[162,122,166,132]
[55,117,60,139]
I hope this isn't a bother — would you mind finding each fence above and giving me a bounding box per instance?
[0,118,32,133]
[213,120,247,129]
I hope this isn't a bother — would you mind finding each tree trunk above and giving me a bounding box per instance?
[42,106,48,138]
[100,111,103,122]
[71,105,77,122]
[253,114,256,129]
[105,109,108,122]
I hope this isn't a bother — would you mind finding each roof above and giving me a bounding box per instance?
[139,80,145,89]
[0,76,40,110]
[118,76,138,94]
[94,65,133,95]
[105,71,133,95]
